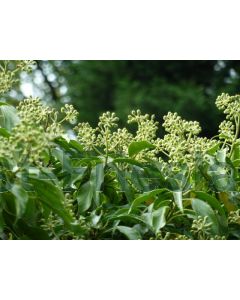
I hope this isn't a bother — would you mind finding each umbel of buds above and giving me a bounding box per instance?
[0,97,78,166]
[0,60,35,95]
[74,108,219,165]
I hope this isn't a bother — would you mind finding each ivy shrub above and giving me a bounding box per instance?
[0,60,240,240]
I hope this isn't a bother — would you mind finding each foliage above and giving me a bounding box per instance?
[1,60,240,240]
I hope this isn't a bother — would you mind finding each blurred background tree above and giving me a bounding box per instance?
[16,60,240,136]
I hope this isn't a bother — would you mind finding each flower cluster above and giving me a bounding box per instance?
[228,209,240,225]
[0,68,17,94]
[154,112,215,166]
[151,231,190,240]
[16,60,35,73]
[218,120,235,142]
[17,97,56,124]
[216,93,240,120]
[0,60,35,95]
[8,122,49,163]
[98,111,119,129]
[75,109,218,165]
[215,93,240,155]
[162,112,201,136]
[191,216,212,239]
[75,112,121,153]
[108,128,133,154]
[128,110,158,142]
[61,104,78,123]
[0,136,10,158]
[75,110,158,159]
[96,112,119,153]
[0,97,77,166]
[74,122,97,151]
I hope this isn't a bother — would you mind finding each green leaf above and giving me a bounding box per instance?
[91,163,104,206]
[11,184,28,219]
[131,165,149,192]
[113,157,143,168]
[0,127,10,138]
[216,149,227,163]
[117,226,141,240]
[14,220,51,240]
[52,148,72,172]
[0,212,4,234]
[232,159,240,167]
[173,191,183,212]
[192,198,220,235]
[231,143,240,161]
[30,178,73,224]
[128,141,155,158]
[152,206,169,233]
[54,137,72,152]
[69,140,84,152]
[193,191,228,233]
[77,181,94,213]
[77,163,104,213]
[129,189,169,213]
[0,103,20,131]
[206,142,220,155]
[112,164,134,202]
[193,191,226,217]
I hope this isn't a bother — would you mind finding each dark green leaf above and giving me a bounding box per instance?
[113,157,143,167]
[117,226,141,240]
[69,140,84,152]
[91,163,104,206]
[129,189,169,213]
[11,184,28,219]
[112,164,134,202]
[77,181,94,213]
[194,191,226,217]
[30,178,73,224]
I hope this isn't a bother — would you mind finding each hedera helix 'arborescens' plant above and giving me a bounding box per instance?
[1,60,240,240]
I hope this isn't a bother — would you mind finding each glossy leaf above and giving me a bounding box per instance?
[173,191,183,212]
[117,226,141,240]
[30,178,73,224]
[128,141,155,158]
[0,103,20,131]
[91,163,104,206]
[69,140,84,152]
[152,206,169,233]
[77,181,94,213]
[192,198,220,235]
[129,189,169,213]
[193,191,226,217]
[11,184,28,219]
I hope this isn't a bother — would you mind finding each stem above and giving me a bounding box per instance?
[230,116,240,157]
[93,146,104,156]
[59,117,66,124]
[160,150,170,158]
[103,127,109,165]
[186,132,192,143]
